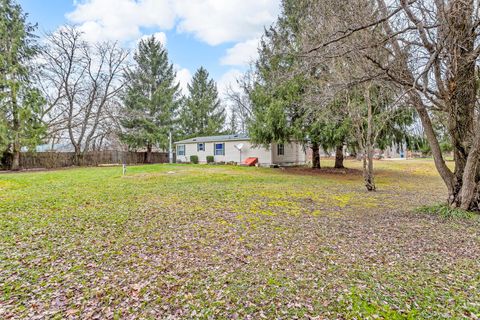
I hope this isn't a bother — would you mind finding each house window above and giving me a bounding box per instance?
[277,143,285,156]
[197,143,205,151]
[214,143,225,156]
[177,144,185,156]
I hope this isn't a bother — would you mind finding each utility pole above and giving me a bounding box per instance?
[169,131,173,164]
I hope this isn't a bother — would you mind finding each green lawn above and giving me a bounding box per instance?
[1,160,479,319]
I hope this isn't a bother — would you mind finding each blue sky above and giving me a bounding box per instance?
[18,0,280,95]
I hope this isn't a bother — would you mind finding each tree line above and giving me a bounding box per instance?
[225,0,480,211]
[0,0,228,170]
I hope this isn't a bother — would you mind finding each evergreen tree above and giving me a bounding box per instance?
[0,114,8,154]
[120,36,181,163]
[179,67,225,138]
[249,0,413,172]
[0,0,45,170]
[318,100,353,169]
[248,0,327,168]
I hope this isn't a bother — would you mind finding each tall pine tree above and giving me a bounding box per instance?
[248,0,325,168]
[179,67,225,138]
[120,36,181,163]
[0,0,45,170]
[248,0,355,169]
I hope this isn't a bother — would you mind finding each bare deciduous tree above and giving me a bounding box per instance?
[224,74,254,134]
[39,26,129,163]
[305,0,480,210]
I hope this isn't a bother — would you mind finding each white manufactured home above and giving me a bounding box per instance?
[174,134,307,166]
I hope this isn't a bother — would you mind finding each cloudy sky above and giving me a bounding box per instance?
[19,0,281,95]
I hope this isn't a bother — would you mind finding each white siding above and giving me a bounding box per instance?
[176,140,273,166]
[176,140,306,166]
[272,142,306,165]
[218,141,273,165]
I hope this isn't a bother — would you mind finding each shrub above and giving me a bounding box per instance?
[440,140,453,153]
[190,155,199,164]
[206,156,214,164]
[416,204,476,220]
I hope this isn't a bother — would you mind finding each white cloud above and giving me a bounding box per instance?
[67,0,175,43]
[217,69,244,99]
[221,38,259,66]
[175,65,192,94]
[137,32,168,47]
[173,0,279,45]
[67,0,280,45]
[67,0,279,90]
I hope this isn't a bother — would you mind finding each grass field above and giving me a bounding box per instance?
[1,160,479,319]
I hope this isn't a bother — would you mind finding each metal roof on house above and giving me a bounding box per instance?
[174,134,250,144]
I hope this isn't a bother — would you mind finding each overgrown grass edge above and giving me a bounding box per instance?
[416,204,479,220]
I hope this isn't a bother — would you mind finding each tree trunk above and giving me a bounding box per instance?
[11,146,20,171]
[364,147,375,191]
[10,79,20,171]
[146,144,152,164]
[458,135,480,210]
[73,145,82,166]
[363,86,375,191]
[334,145,344,169]
[311,142,321,169]
[444,0,478,211]
[377,0,475,207]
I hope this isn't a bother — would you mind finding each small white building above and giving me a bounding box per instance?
[174,134,307,166]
